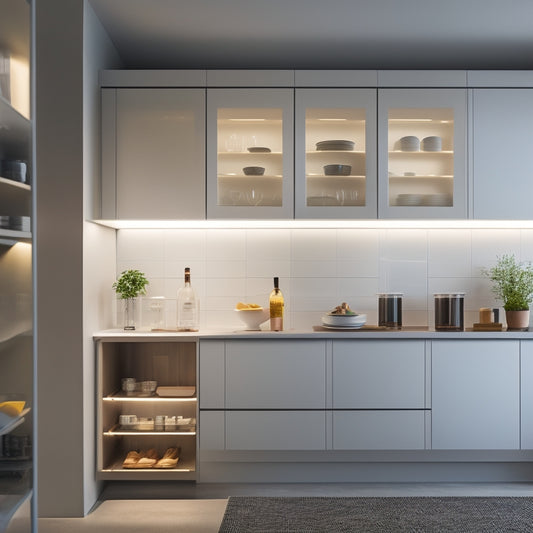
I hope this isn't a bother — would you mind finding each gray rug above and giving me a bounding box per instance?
[218,496,533,532]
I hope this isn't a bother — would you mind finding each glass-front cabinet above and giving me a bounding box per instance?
[378,89,467,219]
[207,89,294,219]
[295,89,377,219]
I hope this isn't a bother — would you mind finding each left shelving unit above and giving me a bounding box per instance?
[0,0,34,530]
[96,337,198,481]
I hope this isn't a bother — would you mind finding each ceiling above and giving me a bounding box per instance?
[89,0,533,70]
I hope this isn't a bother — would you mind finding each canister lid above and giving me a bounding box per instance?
[377,293,403,297]
[433,292,465,298]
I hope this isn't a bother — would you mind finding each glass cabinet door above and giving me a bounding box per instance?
[207,89,294,219]
[295,89,377,219]
[378,89,467,219]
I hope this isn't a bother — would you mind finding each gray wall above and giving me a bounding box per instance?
[36,0,121,517]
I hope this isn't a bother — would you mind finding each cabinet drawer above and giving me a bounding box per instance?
[226,411,326,450]
[333,410,426,450]
[332,340,426,408]
[226,340,326,409]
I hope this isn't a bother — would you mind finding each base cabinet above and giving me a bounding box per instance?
[431,340,520,450]
[96,339,198,480]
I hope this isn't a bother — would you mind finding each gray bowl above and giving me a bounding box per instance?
[243,166,265,176]
[324,164,352,176]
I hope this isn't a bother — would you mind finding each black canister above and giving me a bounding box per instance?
[378,293,403,329]
[434,293,465,331]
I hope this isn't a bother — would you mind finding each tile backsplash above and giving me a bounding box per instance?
[116,227,533,330]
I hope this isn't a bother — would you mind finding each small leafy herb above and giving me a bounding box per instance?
[482,254,533,311]
[112,269,149,299]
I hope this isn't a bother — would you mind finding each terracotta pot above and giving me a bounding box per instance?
[505,309,530,331]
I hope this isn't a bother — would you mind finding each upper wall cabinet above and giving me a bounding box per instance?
[206,89,294,219]
[378,89,467,219]
[101,88,206,220]
[294,89,377,219]
[472,89,533,219]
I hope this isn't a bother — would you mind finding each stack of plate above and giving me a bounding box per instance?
[424,193,452,206]
[321,313,367,329]
[421,136,442,151]
[396,194,424,206]
[0,216,30,231]
[399,136,420,151]
[316,140,354,151]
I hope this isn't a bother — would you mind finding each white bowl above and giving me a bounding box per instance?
[235,308,270,330]
[322,313,367,327]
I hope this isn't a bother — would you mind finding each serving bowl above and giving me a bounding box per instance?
[247,146,271,153]
[322,313,367,328]
[235,308,269,330]
[324,164,352,176]
[243,166,265,176]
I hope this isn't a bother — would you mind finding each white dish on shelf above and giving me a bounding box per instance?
[156,386,196,397]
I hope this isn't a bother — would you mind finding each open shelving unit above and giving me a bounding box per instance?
[96,338,198,481]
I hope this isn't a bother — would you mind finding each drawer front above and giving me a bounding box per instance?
[226,411,326,450]
[333,410,426,450]
[226,340,326,409]
[332,340,426,408]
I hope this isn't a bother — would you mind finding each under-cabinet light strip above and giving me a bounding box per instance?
[94,219,533,230]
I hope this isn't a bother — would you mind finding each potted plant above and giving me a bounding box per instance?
[112,269,149,330]
[483,254,533,330]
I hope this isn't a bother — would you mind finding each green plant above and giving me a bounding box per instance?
[112,269,149,299]
[483,254,533,311]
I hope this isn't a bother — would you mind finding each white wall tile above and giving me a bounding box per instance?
[336,229,380,276]
[206,229,246,260]
[246,260,291,278]
[471,229,521,275]
[428,229,471,278]
[246,229,291,261]
[205,260,246,279]
[117,229,165,261]
[291,260,337,278]
[291,229,336,261]
[164,229,206,260]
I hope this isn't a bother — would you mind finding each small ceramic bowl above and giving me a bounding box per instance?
[324,164,352,176]
[243,166,265,176]
[235,308,270,330]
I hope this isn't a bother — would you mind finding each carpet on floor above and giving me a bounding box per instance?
[218,495,533,532]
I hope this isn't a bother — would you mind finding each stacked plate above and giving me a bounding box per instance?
[321,313,367,329]
[421,136,442,151]
[316,140,354,151]
[396,194,424,206]
[424,193,452,206]
[0,216,30,231]
[399,136,420,151]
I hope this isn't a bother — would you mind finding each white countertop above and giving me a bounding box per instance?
[94,326,533,341]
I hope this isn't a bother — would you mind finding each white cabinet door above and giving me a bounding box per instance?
[199,340,224,409]
[520,341,533,449]
[294,88,378,219]
[472,89,533,219]
[332,340,426,408]
[333,411,426,450]
[432,340,520,450]
[225,340,326,409]
[101,88,206,220]
[378,89,467,219]
[226,411,326,450]
[206,89,294,219]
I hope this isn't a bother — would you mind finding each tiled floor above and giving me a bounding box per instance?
[38,483,533,533]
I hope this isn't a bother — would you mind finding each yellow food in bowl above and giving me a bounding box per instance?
[0,401,25,416]
[236,302,263,310]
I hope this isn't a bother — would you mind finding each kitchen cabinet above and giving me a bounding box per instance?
[206,88,294,219]
[294,89,377,219]
[101,88,205,220]
[431,340,520,450]
[0,0,33,529]
[520,341,533,449]
[378,89,467,219]
[471,89,533,219]
[96,339,198,480]
[331,340,429,450]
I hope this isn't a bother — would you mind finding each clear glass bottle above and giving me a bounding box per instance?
[269,276,284,331]
[177,267,199,331]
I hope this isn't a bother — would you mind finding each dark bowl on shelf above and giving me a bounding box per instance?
[316,140,355,151]
[243,166,265,176]
[247,146,271,153]
[324,164,352,176]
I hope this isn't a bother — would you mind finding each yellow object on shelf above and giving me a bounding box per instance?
[0,401,25,416]
[235,302,262,310]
